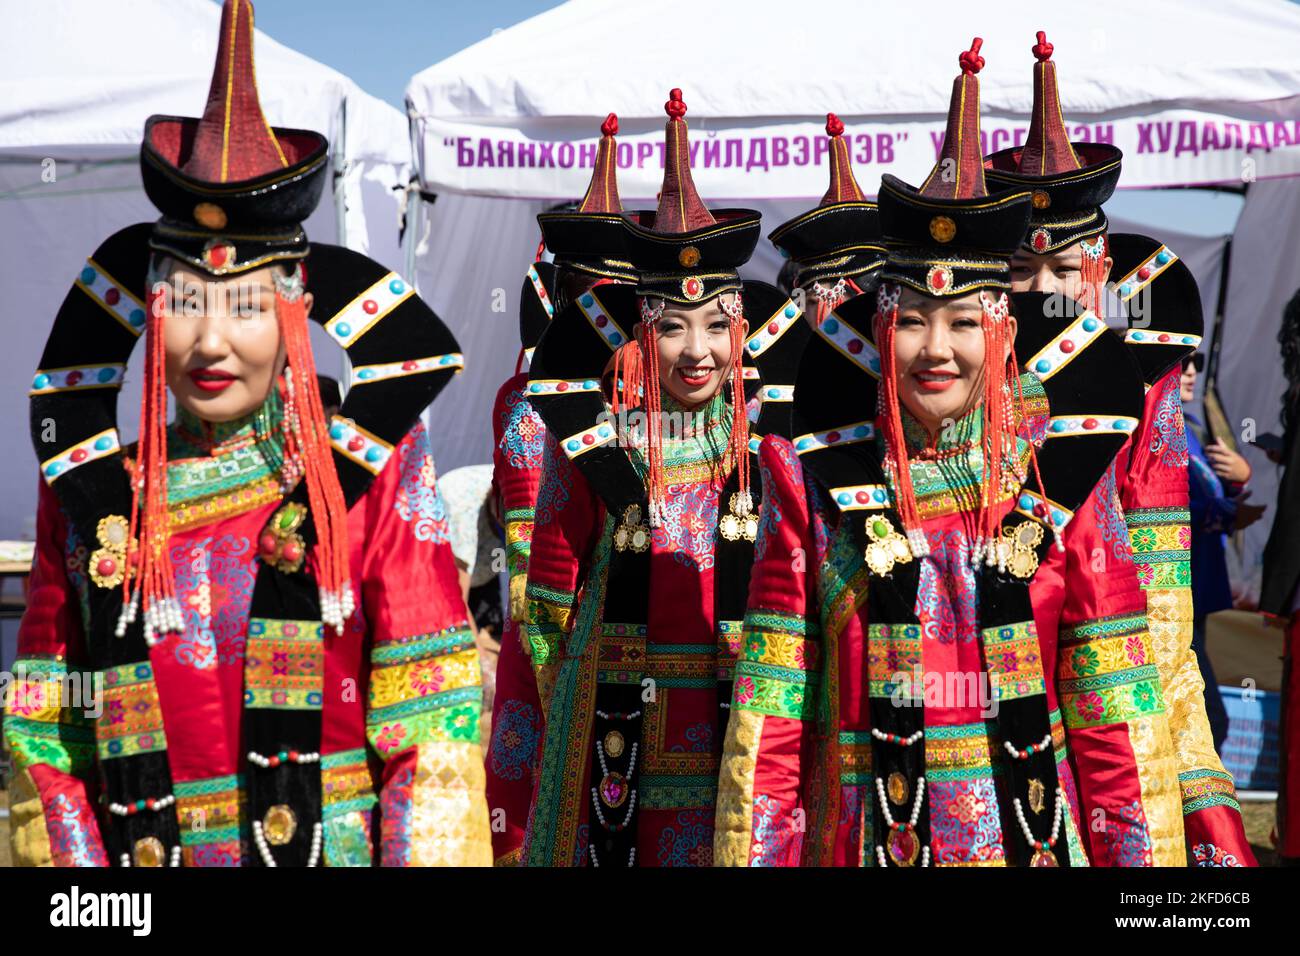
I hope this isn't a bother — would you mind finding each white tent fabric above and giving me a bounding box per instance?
[408,0,1300,199]
[0,0,411,539]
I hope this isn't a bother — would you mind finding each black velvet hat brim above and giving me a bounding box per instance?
[1108,232,1205,386]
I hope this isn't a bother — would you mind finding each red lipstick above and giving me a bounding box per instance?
[188,369,236,393]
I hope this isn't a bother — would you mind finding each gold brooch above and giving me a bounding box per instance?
[259,502,308,573]
[863,515,912,576]
[1031,190,1051,210]
[613,504,650,553]
[89,515,134,589]
[1003,520,1045,579]
[193,202,228,229]
[719,491,757,542]
[678,245,701,267]
[263,804,298,846]
[929,215,956,243]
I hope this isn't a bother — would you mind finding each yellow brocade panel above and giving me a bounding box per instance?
[714,707,763,867]
[408,740,492,867]
[1126,714,1185,866]
[8,768,55,867]
[1145,588,1232,795]
[368,646,480,712]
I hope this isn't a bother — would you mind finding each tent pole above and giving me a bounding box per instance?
[333,96,352,394]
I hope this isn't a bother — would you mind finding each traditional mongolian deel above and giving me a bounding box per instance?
[984,32,1252,862]
[521,89,810,866]
[5,0,489,867]
[715,39,1195,868]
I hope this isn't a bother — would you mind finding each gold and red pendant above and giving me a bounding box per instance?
[599,771,629,808]
[89,514,136,589]
[259,502,308,573]
[886,824,920,866]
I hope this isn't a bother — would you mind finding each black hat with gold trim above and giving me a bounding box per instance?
[877,39,1033,299]
[983,32,1122,256]
[139,0,328,275]
[621,90,763,305]
[768,114,885,298]
[536,114,638,284]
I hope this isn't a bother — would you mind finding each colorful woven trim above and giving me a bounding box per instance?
[367,624,482,754]
[169,475,281,533]
[524,378,602,398]
[1057,612,1165,729]
[792,420,876,454]
[925,720,997,783]
[557,420,618,460]
[97,661,167,760]
[1179,768,1241,815]
[1045,415,1139,439]
[838,730,874,786]
[597,624,647,685]
[175,773,244,858]
[733,608,820,719]
[2,657,97,776]
[828,484,891,512]
[244,617,325,710]
[575,288,630,351]
[1127,507,1192,590]
[866,622,923,701]
[526,263,556,318]
[1012,489,1075,534]
[982,621,1046,702]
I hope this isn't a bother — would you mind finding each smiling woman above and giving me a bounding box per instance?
[638,293,746,409]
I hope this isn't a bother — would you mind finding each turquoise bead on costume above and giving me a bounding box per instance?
[389,278,405,294]
[33,374,49,389]
[364,447,382,463]
[823,318,839,334]
[784,304,797,318]
[80,267,96,284]
[94,436,113,451]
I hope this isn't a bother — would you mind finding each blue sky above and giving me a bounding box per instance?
[249,0,1243,237]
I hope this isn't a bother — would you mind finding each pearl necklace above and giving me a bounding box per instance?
[1002,732,1052,761]
[592,741,639,832]
[871,728,924,747]
[252,820,323,868]
[874,774,928,867]
[596,709,642,721]
[109,793,176,816]
[589,845,636,867]
[1013,786,1064,866]
[247,749,321,768]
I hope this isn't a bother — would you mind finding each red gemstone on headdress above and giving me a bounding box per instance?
[1033,233,1048,252]
[847,339,863,354]
[70,448,88,462]
[209,244,228,268]
[666,89,687,119]
[582,434,595,445]
[402,360,419,370]
[601,112,619,137]
[826,431,841,444]
[826,113,846,138]
[1157,334,1171,343]
[105,288,121,306]
[66,370,83,386]
[1033,503,1047,516]
[1032,30,1054,62]
[856,491,870,503]
[347,436,365,452]
[1059,340,1075,353]
[1083,418,1099,430]
[362,299,379,314]
[959,37,985,75]
[594,315,608,327]
[931,271,947,291]
[685,279,701,296]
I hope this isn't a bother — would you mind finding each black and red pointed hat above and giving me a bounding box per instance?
[536,113,638,284]
[769,114,885,292]
[139,0,329,275]
[621,90,763,304]
[877,39,1033,298]
[984,32,1123,255]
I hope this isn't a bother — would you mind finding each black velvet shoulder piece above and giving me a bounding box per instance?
[520,260,557,353]
[1107,232,1204,386]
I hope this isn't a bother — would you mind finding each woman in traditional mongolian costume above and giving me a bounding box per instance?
[519,90,809,866]
[716,41,1198,867]
[5,0,490,867]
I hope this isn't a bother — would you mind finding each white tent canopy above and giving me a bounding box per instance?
[405,0,1300,595]
[0,0,412,539]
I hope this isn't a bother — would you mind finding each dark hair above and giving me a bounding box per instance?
[1281,287,1300,437]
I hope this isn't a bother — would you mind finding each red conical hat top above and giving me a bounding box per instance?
[821,113,866,205]
[653,89,716,234]
[1016,32,1082,176]
[919,39,988,200]
[577,113,623,214]
[183,0,288,183]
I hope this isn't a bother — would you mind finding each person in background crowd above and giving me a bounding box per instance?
[1180,352,1264,750]
[1260,286,1300,865]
